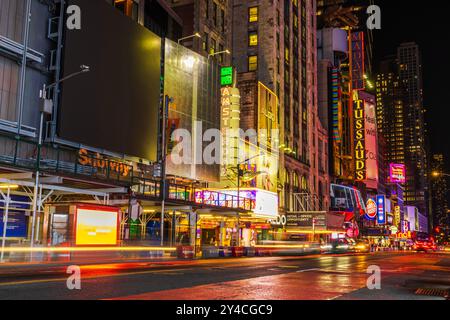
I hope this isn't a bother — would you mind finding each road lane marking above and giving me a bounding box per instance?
[296,268,320,273]
[0,268,192,287]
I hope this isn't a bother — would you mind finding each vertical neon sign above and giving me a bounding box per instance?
[376,195,386,225]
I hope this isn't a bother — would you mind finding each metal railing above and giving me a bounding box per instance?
[0,132,133,185]
[0,132,253,211]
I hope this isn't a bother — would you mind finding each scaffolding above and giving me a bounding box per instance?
[0,176,127,262]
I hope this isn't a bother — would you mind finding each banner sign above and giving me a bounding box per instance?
[350,31,365,90]
[376,195,386,225]
[285,212,326,228]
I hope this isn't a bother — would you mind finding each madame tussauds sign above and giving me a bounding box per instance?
[354,98,366,181]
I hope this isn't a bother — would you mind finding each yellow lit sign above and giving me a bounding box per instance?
[354,98,366,181]
[75,205,119,246]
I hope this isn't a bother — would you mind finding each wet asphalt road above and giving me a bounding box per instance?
[0,252,449,300]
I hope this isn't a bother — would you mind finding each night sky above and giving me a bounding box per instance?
[372,0,450,172]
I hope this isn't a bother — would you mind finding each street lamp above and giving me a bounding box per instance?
[177,32,201,45]
[208,49,231,61]
[30,65,90,251]
[432,171,450,178]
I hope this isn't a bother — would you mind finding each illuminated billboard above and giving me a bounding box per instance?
[362,92,379,189]
[195,188,278,218]
[59,0,161,161]
[389,163,406,184]
[376,195,386,225]
[365,198,377,220]
[353,96,366,181]
[220,66,234,86]
[350,32,365,90]
[258,82,279,148]
[75,205,119,246]
[164,39,221,182]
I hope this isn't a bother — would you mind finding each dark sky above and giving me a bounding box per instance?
[372,0,450,172]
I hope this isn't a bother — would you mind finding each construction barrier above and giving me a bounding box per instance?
[218,246,231,257]
[244,247,256,257]
[177,246,194,259]
[231,246,244,257]
[202,246,220,258]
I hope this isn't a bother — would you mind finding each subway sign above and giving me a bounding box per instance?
[354,97,366,181]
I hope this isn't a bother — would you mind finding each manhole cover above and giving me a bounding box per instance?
[415,288,449,298]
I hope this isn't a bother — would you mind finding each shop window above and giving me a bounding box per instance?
[248,55,258,71]
[249,7,258,23]
[249,32,258,46]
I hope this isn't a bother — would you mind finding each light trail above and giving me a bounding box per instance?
[0,246,176,253]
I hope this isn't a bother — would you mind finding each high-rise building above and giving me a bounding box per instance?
[168,0,232,65]
[430,154,449,230]
[231,0,329,212]
[376,56,406,173]
[397,42,428,217]
[107,0,183,40]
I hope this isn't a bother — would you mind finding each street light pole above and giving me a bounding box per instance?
[236,153,264,247]
[30,66,90,255]
[161,95,173,247]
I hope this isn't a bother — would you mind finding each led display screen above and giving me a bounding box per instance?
[75,205,119,246]
[58,0,161,161]
[390,163,406,184]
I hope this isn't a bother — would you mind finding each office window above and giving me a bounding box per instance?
[219,44,224,63]
[248,55,258,71]
[249,7,258,22]
[213,2,218,26]
[210,38,216,54]
[203,33,209,52]
[221,9,225,32]
[249,32,258,46]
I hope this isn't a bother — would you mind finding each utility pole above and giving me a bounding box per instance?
[160,95,172,246]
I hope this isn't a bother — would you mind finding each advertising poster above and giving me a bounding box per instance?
[0,195,30,238]
[75,205,119,246]
[363,95,379,189]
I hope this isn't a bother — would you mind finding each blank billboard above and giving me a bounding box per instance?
[58,0,161,161]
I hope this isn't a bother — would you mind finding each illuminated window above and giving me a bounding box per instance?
[249,32,258,46]
[249,7,258,22]
[248,55,258,71]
